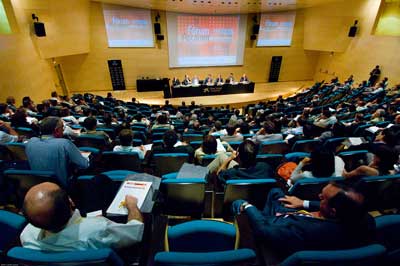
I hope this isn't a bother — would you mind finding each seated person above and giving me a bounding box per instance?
[215,74,224,84]
[370,109,385,124]
[240,73,249,83]
[209,120,227,136]
[194,135,226,166]
[172,77,180,87]
[82,117,111,144]
[182,74,191,85]
[144,130,194,165]
[313,109,337,130]
[204,74,213,85]
[289,147,345,185]
[226,73,235,84]
[113,129,145,160]
[26,117,89,187]
[217,140,273,182]
[192,75,200,86]
[0,120,20,144]
[232,183,375,263]
[184,120,204,135]
[220,124,243,142]
[20,182,144,251]
[151,114,174,132]
[343,145,398,178]
[251,120,283,144]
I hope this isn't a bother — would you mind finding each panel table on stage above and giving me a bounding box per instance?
[170,82,255,98]
[136,78,170,92]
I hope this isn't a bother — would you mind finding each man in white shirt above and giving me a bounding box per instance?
[20,182,144,252]
[0,120,19,144]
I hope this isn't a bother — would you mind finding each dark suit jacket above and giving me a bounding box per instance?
[245,206,375,260]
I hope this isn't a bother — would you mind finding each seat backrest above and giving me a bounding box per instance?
[292,139,321,153]
[256,154,284,170]
[0,211,27,252]
[284,152,310,163]
[323,137,346,153]
[288,177,344,201]
[166,220,236,252]
[5,143,27,161]
[338,150,368,171]
[154,249,256,266]
[7,247,124,266]
[259,140,290,154]
[375,214,400,262]
[182,134,203,143]
[280,244,386,266]
[361,174,400,211]
[160,178,205,217]
[75,135,108,150]
[101,151,142,172]
[153,153,189,177]
[4,170,57,207]
[223,179,277,216]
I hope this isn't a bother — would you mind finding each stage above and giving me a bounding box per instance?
[81,81,314,108]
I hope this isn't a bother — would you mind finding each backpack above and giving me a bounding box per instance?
[276,162,298,181]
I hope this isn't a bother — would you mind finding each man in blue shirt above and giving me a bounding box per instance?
[26,117,89,187]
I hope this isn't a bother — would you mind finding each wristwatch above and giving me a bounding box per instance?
[241,202,252,212]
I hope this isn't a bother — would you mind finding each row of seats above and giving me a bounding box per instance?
[1,209,399,266]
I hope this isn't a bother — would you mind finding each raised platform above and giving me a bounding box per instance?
[80,81,314,108]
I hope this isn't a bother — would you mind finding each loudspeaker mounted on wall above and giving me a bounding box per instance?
[154,23,161,35]
[348,20,358,37]
[32,14,46,37]
[250,34,257,41]
[156,34,164,41]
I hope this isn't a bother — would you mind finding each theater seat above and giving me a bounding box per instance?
[0,210,27,254]
[280,244,386,266]
[153,153,189,177]
[376,214,400,265]
[155,220,256,266]
[7,247,123,266]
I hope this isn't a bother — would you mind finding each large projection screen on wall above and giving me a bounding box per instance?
[167,13,247,68]
[103,4,154,47]
[257,11,296,47]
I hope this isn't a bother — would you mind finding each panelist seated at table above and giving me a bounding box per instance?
[204,74,214,86]
[172,77,180,87]
[215,74,224,85]
[192,75,200,86]
[182,74,191,86]
[240,74,250,83]
[226,73,235,84]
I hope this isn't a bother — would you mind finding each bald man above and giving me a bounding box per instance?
[20,182,144,252]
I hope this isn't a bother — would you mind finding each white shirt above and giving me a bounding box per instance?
[290,156,345,184]
[0,130,18,144]
[20,210,144,252]
[113,145,145,159]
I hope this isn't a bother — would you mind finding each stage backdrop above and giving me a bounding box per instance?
[167,12,247,68]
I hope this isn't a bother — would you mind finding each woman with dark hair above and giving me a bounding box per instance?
[343,145,398,178]
[194,135,220,164]
[289,147,345,184]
